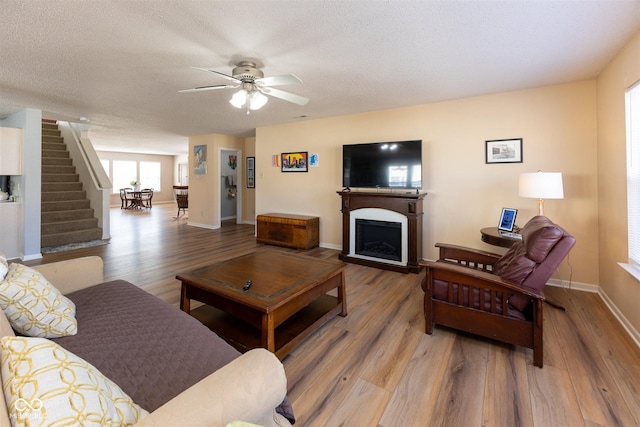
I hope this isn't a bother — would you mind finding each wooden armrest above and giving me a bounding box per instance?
[422,260,544,300]
[421,243,502,272]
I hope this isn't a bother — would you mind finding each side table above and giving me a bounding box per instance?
[480,227,520,248]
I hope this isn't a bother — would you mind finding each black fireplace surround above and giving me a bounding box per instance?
[355,219,402,262]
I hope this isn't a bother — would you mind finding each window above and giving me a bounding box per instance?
[140,161,161,191]
[112,160,136,193]
[623,81,640,279]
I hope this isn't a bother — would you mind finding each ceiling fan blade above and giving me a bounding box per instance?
[178,84,237,93]
[256,74,302,87]
[190,67,242,84]
[261,87,309,106]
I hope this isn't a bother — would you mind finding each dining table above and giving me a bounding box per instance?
[125,190,144,209]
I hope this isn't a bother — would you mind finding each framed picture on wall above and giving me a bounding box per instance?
[194,145,207,174]
[485,138,523,164]
[246,157,255,188]
[281,152,308,172]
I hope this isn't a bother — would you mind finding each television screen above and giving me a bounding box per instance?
[342,140,422,189]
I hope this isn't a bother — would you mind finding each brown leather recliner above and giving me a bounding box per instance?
[420,216,575,367]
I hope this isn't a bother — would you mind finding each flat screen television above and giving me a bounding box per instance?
[342,140,422,190]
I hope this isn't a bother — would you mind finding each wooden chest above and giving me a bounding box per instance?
[256,213,319,250]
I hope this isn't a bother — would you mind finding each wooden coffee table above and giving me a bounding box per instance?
[177,250,347,359]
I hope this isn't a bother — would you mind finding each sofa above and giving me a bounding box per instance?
[0,256,294,427]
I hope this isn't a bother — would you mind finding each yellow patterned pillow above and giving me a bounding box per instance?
[1,336,148,426]
[0,264,77,338]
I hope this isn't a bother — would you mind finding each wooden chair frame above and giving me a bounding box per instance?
[420,243,544,367]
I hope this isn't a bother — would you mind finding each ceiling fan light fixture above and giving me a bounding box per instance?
[229,90,247,108]
[248,91,268,110]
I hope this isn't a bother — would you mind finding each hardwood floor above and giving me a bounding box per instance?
[27,204,640,426]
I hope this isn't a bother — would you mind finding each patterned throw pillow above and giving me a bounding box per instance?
[0,264,77,337]
[0,253,8,281]
[1,336,148,426]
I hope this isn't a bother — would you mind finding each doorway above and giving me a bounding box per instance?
[219,148,242,226]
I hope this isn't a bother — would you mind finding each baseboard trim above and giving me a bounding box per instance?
[598,288,640,350]
[187,221,219,230]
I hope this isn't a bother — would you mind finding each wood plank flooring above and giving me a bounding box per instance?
[26,204,640,426]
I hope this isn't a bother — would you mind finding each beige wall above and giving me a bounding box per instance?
[97,151,177,206]
[255,80,599,287]
[188,133,244,228]
[596,30,640,335]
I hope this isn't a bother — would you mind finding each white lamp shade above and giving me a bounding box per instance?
[518,171,564,199]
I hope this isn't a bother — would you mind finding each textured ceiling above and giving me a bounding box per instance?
[1,1,639,155]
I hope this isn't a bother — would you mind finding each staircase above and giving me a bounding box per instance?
[41,120,102,249]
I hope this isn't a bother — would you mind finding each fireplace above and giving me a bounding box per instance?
[355,219,402,262]
[338,191,425,273]
[350,208,407,266]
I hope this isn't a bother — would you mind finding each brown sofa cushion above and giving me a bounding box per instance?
[53,280,295,423]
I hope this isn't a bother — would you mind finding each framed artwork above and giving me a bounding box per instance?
[194,145,207,174]
[485,138,523,164]
[281,152,308,172]
[498,207,518,232]
[246,157,255,188]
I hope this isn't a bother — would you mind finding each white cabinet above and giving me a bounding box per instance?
[0,202,21,259]
[0,127,23,175]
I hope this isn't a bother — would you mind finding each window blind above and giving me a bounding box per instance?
[626,81,640,269]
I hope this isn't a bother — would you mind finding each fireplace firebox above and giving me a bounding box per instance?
[355,219,402,262]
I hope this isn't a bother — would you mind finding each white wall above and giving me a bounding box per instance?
[1,109,42,260]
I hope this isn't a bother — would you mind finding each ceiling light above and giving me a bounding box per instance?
[248,91,268,110]
[229,89,268,114]
[229,90,247,109]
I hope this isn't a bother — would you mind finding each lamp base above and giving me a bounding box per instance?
[536,199,545,216]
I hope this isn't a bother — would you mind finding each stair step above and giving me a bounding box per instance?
[42,190,86,202]
[42,149,69,159]
[41,199,91,212]
[42,157,73,166]
[42,209,95,223]
[42,165,76,174]
[42,128,61,137]
[42,142,67,151]
[41,218,99,234]
[42,135,63,143]
[41,173,79,183]
[42,182,83,192]
[41,228,103,248]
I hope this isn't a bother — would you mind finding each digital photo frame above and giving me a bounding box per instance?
[498,208,518,232]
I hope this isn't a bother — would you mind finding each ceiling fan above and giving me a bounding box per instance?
[179,61,309,114]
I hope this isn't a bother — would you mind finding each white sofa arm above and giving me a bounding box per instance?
[31,256,104,294]
[135,348,291,427]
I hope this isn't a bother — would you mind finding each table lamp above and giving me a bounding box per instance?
[518,171,564,216]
